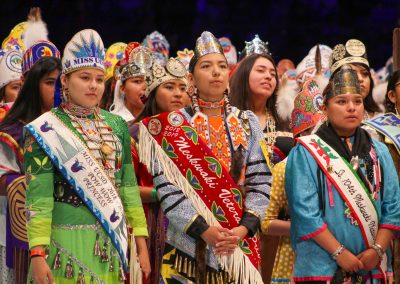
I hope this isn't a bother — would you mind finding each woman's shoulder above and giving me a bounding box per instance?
[99,108,125,121]
[371,139,392,158]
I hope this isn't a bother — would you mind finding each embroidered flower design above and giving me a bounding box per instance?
[186,169,202,190]
[161,138,178,158]
[204,156,222,177]
[211,201,228,222]
[239,239,252,254]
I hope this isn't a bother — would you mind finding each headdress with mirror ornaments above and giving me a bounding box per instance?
[329,39,369,75]
[142,31,170,67]
[110,43,153,122]
[0,46,22,90]
[119,43,153,82]
[188,31,225,73]
[145,57,187,97]
[62,29,105,74]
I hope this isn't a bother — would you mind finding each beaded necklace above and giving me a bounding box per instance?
[190,92,248,170]
[61,103,122,185]
[263,108,277,166]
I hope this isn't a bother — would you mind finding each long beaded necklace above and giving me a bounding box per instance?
[61,103,122,185]
[263,108,277,166]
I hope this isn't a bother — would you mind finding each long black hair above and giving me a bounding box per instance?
[0,57,61,129]
[229,53,282,127]
[353,63,381,113]
[385,69,400,113]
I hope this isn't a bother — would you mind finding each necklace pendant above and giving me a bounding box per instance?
[100,142,114,156]
[102,159,112,170]
[350,156,360,171]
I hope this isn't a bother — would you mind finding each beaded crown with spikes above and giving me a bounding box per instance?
[176,48,194,70]
[189,31,225,72]
[142,31,170,67]
[62,29,105,74]
[240,34,270,59]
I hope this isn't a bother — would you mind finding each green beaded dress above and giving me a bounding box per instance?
[24,107,148,284]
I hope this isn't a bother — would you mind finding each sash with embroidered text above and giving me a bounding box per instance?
[25,112,129,271]
[298,135,387,276]
[138,110,263,284]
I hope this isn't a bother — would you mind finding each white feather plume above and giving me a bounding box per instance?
[23,8,49,52]
[372,81,388,112]
[276,79,298,124]
[313,74,329,94]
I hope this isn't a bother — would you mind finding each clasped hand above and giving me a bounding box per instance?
[336,248,380,273]
[201,226,247,256]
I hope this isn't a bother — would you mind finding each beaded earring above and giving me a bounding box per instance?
[62,87,69,103]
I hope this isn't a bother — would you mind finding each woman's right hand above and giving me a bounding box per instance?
[31,256,54,284]
[336,249,364,273]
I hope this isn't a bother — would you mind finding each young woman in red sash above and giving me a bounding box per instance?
[130,56,189,284]
[286,65,400,283]
[137,31,270,283]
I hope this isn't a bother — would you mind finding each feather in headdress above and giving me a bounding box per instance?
[23,7,48,52]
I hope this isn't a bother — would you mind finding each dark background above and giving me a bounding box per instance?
[1,0,399,70]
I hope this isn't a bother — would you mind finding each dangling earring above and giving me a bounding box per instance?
[395,105,399,115]
[223,85,232,114]
[62,87,69,103]
[189,85,200,113]
[225,84,230,96]
[187,84,197,97]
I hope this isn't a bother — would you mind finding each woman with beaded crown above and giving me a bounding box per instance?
[24,29,150,284]
[110,42,151,123]
[137,31,270,284]
[130,56,189,284]
[285,65,400,283]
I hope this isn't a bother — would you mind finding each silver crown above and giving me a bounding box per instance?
[243,35,270,57]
